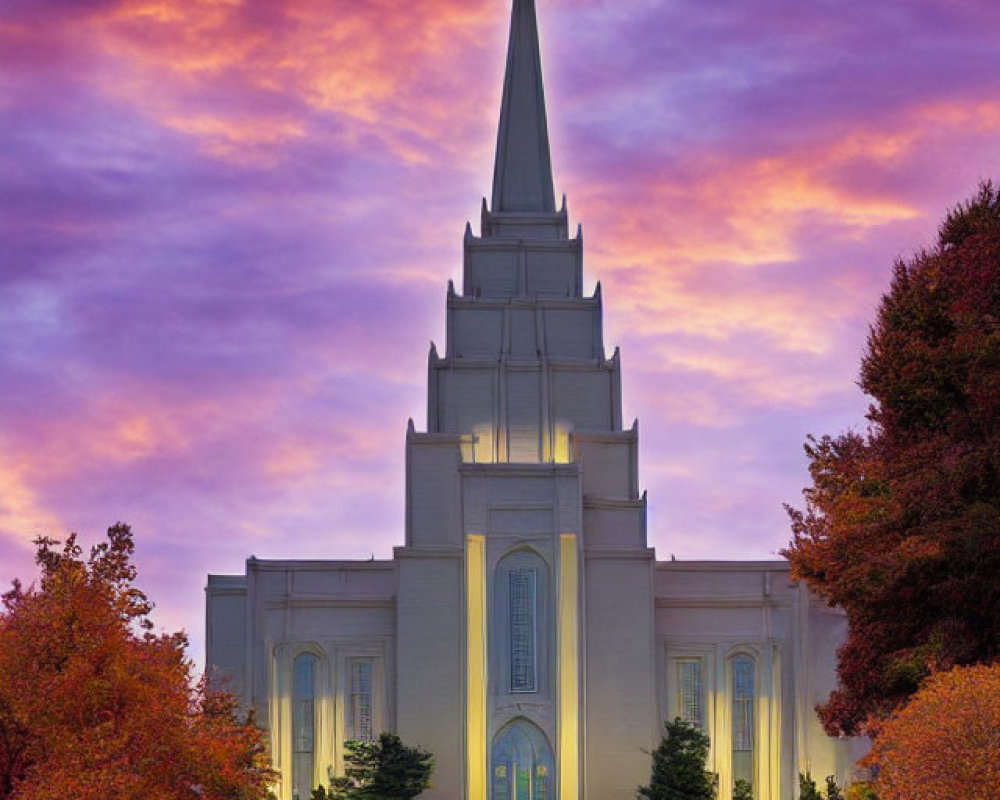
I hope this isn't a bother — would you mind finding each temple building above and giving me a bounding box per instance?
[205,1,867,798]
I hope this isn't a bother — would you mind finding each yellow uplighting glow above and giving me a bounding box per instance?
[465,535,487,800]
[552,421,572,464]
[559,534,579,799]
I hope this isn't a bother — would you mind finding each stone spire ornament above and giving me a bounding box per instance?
[491,0,555,213]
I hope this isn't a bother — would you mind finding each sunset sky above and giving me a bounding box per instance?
[3,0,1000,667]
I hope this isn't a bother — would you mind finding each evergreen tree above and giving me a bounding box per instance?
[798,772,822,800]
[638,717,715,800]
[825,775,845,800]
[317,732,432,799]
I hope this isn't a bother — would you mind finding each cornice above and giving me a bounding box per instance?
[655,560,790,572]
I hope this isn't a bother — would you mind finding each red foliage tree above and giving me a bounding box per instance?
[868,664,1000,800]
[784,182,1000,734]
[0,524,276,800]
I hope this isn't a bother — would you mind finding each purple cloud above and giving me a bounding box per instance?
[2,0,998,667]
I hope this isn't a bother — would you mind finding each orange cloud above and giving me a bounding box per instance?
[164,115,306,163]
[0,457,63,548]
[260,425,396,483]
[80,0,501,165]
[582,99,1000,357]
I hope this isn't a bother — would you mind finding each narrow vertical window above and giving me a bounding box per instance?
[732,655,755,793]
[348,658,374,742]
[292,653,317,800]
[677,659,703,729]
[509,568,537,692]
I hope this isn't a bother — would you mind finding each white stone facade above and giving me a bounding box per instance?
[205,2,867,797]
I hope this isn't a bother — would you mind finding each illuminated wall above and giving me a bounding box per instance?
[466,535,488,800]
[558,534,579,799]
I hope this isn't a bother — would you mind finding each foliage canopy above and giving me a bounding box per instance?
[0,524,276,800]
[868,664,1000,800]
[784,181,1000,734]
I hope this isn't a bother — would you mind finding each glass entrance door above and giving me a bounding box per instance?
[491,719,553,800]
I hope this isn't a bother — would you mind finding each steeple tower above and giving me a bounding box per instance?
[491,0,555,213]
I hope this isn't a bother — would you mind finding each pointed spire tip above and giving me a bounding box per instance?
[491,0,555,213]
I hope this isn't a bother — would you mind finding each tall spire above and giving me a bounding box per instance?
[491,0,555,213]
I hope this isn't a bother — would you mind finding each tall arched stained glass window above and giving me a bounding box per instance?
[509,567,537,692]
[292,653,317,800]
[731,655,755,794]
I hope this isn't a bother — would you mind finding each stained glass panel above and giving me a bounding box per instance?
[732,656,754,751]
[292,653,317,800]
[677,659,703,728]
[509,568,536,692]
[732,654,755,792]
[349,658,374,742]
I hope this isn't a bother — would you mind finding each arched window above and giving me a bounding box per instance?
[493,549,549,698]
[491,719,554,800]
[731,654,755,795]
[292,652,318,800]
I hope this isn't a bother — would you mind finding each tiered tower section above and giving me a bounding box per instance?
[431,199,623,466]
[397,2,655,798]
[428,3,622,466]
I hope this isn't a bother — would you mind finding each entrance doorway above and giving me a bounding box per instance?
[490,719,554,800]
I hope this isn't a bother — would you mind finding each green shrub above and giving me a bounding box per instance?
[733,778,753,800]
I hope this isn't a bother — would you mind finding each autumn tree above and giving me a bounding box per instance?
[0,524,276,800]
[868,664,1000,800]
[638,717,715,800]
[784,181,1000,734]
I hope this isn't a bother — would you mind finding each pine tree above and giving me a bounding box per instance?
[319,732,432,799]
[638,717,715,800]
[798,772,822,800]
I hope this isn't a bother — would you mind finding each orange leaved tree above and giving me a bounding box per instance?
[869,664,1000,800]
[0,523,276,800]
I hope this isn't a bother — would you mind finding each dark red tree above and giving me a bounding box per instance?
[784,182,1000,735]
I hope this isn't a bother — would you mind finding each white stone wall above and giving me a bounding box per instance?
[653,562,865,800]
